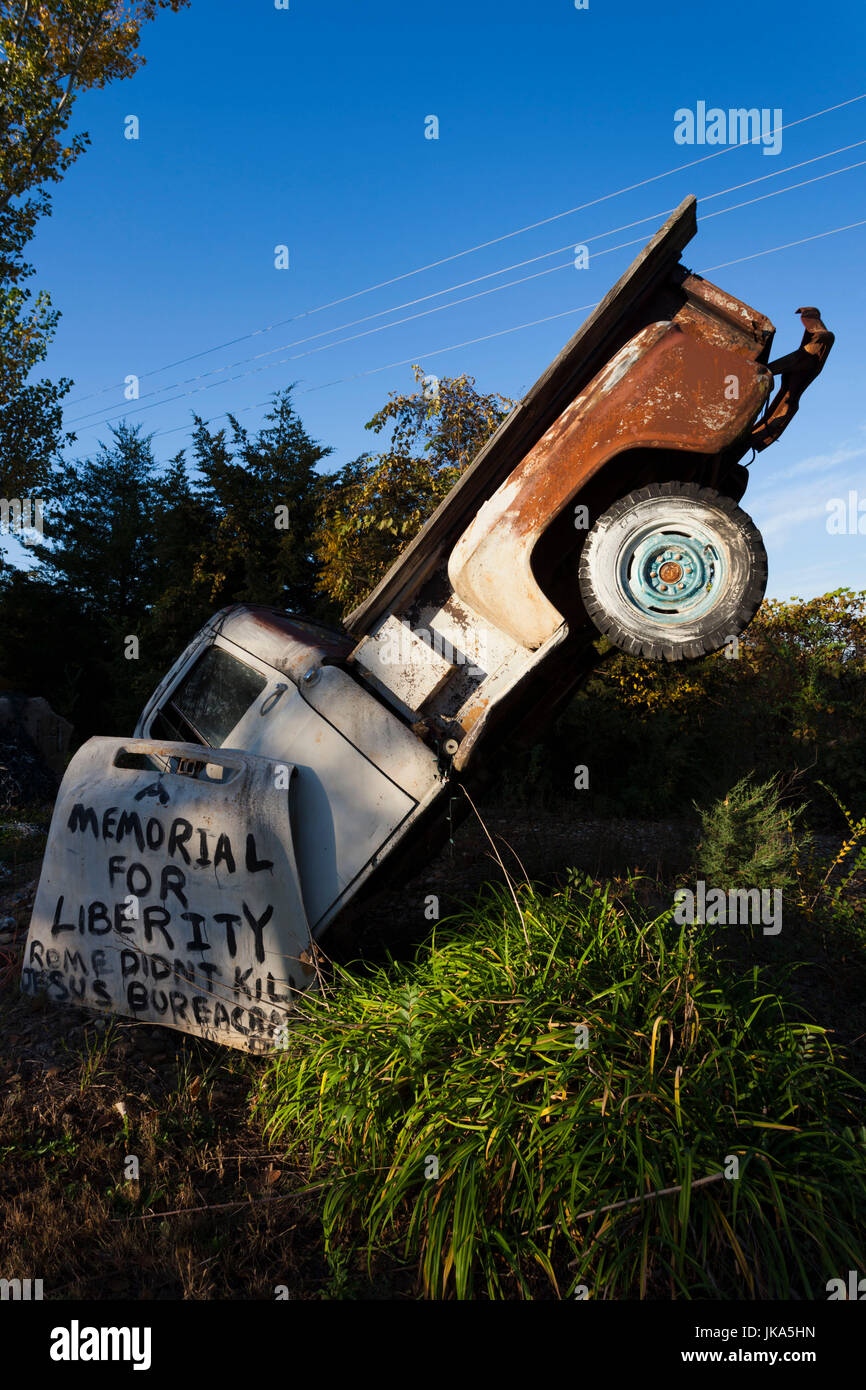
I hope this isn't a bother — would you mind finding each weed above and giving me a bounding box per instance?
[74,1022,117,1094]
[792,783,866,936]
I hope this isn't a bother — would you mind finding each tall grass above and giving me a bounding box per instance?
[256,877,866,1299]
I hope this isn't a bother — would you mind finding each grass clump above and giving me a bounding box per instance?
[257,877,866,1300]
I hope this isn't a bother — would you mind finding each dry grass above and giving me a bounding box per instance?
[2,798,864,1301]
[0,985,414,1299]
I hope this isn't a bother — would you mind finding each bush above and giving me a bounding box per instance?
[692,774,805,892]
[257,877,866,1299]
[489,590,866,824]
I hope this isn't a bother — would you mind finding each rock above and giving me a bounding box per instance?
[0,695,72,776]
[0,715,61,812]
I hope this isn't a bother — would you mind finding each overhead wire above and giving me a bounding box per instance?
[139,214,866,450]
[63,91,866,409]
[67,157,866,435]
[65,137,866,427]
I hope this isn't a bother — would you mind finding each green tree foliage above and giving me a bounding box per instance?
[36,422,163,615]
[0,375,72,503]
[2,422,172,732]
[0,133,70,500]
[190,391,332,615]
[141,450,216,657]
[0,0,188,495]
[500,589,866,823]
[0,1,189,219]
[0,197,59,406]
[314,365,514,613]
[0,391,335,737]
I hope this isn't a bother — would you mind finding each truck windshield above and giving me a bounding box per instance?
[152,645,268,747]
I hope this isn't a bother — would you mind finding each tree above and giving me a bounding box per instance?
[0,0,190,401]
[314,365,514,613]
[0,0,190,218]
[143,450,216,656]
[4,421,172,733]
[0,387,339,740]
[0,0,189,497]
[0,374,73,502]
[190,389,333,616]
[35,421,161,613]
[0,199,60,405]
[0,185,72,501]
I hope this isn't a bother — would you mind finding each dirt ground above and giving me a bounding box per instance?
[0,804,861,1299]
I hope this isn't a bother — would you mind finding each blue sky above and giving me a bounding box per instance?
[16,0,866,598]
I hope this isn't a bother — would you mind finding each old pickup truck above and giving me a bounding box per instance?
[21,196,832,1050]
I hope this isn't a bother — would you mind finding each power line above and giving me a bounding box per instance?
[139,213,866,451]
[701,157,866,223]
[70,278,595,432]
[299,214,866,390]
[703,217,866,271]
[66,138,866,427]
[63,91,866,409]
[144,304,599,445]
[67,159,866,436]
[66,262,581,426]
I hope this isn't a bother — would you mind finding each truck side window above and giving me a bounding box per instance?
[153,645,268,747]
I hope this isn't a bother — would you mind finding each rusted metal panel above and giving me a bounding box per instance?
[345,196,700,637]
[447,321,772,649]
[677,274,774,359]
[751,307,834,450]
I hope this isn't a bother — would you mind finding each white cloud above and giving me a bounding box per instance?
[749,465,866,543]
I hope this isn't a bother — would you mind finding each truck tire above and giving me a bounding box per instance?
[578,481,767,661]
